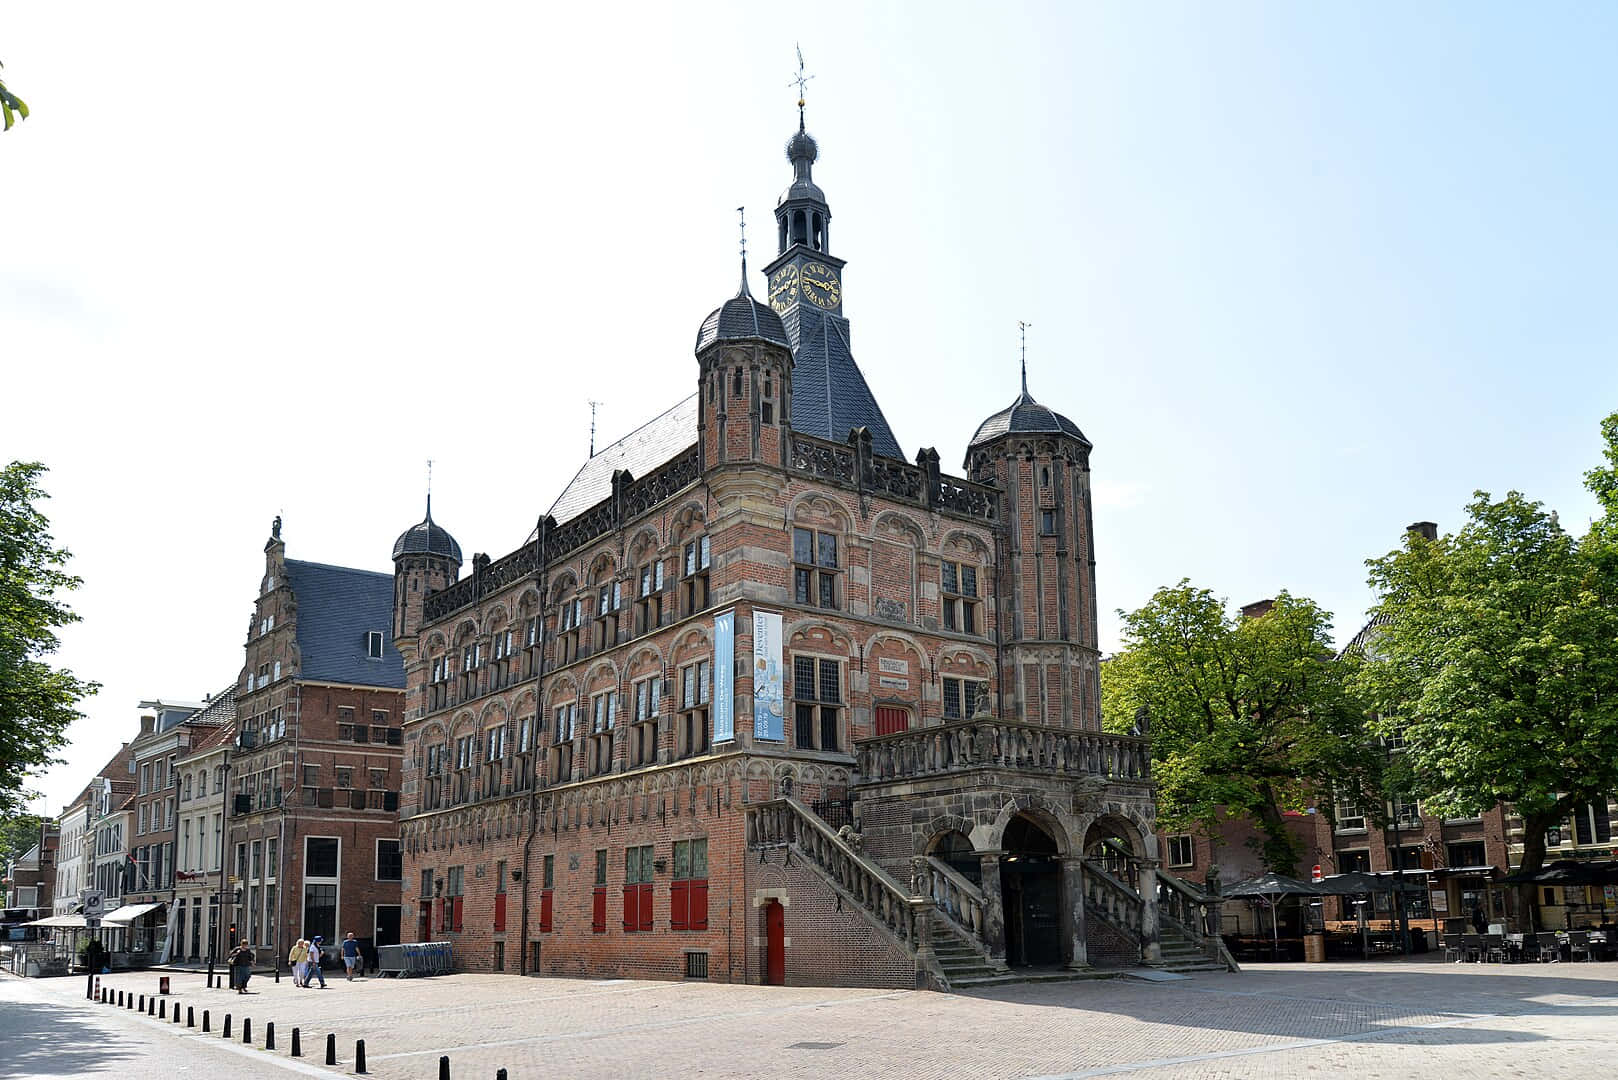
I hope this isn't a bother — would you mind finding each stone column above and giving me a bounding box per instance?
[978,852,1008,969]
[1139,857,1163,965]
[1061,855,1090,970]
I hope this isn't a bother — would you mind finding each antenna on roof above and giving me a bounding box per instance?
[1018,321,1032,397]
[425,459,434,519]
[588,401,602,457]
[737,206,750,294]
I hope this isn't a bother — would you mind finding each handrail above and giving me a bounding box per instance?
[746,797,918,948]
[1080,856,1145,940]
[857,719,1150,785]
[924,855,986,949]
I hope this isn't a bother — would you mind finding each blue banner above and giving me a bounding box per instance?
[713,611,735,743]
[753,610,784,741]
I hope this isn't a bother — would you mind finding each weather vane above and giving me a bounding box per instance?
[791,44,814,119]
[588,401,601,457]
[1018,321,1032,395]
[738,206,747,262]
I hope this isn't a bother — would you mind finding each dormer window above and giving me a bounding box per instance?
[367,631,384,659]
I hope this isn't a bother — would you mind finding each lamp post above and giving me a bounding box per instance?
[1386,739,1412,955]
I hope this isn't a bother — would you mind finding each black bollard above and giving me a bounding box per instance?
[159,999,167,1019]
[202,1009,211,1032]
[326,1033,337,1066]
[243,1017,253,1044]
[291,1028,302,1057]
[148,997,156,1015]
[172,1005,180,1024]
[86,972,94,1000]
[187,1005,195,1028]
[355,1039,367,1074]
[139,994,146,1011]
[223,1013,232,1039]
[439,1055,449,1080]
[266,1022,275,1050]
[498,1071,508,1080]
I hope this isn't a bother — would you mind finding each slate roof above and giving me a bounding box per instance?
[392,496,462,563]
[547,395,700,526]
[968,388,1090,455]
[786,311,904,459]
[1338,611,1390,660]
[695,291,791,353]
[283,559,405,689]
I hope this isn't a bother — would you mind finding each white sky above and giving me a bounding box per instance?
[6,3,1616,816]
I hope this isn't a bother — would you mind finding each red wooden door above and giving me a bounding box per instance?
[874,707,909,736]
[765,900,785,985]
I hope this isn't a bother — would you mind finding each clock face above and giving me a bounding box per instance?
[800,262,841,309]
[768,265,799,314]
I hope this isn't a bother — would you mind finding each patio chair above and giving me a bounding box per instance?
[1484,933,1507,963]
[1442,934,1464,963]
[1535,932,1561,963]
[1567,931,1591,962]
[1460,933,1483,963]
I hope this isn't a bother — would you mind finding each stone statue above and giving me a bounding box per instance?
[1130,705,1150,737]
[271,515,282,540]
[838,823,864,853]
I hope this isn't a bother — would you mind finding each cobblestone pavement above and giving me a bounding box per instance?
[16,958,1618,1079]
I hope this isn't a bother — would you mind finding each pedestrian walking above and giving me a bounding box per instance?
[289,938,309,987]
[229,942,254,994]
[307,936,327,988]
[341,932,361,981]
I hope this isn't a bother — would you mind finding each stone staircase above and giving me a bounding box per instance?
[1156,921,1229,974]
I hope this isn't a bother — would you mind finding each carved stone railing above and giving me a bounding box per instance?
[855,719,1150,786]
[746,797,920,949]
[787,430,998,524]
[1082,858,1145,941]
[1155,869,1240,971]
[925,855,986,952]
[424,446,702,622]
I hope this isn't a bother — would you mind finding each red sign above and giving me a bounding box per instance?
[1311,864,1323,882]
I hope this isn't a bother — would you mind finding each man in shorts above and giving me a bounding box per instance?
[341,932,361,980]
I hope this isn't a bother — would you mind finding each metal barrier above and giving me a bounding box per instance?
[376,941,452,977]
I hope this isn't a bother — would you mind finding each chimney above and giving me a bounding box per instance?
[1407,521,1438,542]
[139,714,156,734]
[1240,599,1274,620]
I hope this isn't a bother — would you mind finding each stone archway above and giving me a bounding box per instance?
[1001,813,1063,967]
[1084,815,1144,890]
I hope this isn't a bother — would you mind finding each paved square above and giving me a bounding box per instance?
[19,958,1618,1078]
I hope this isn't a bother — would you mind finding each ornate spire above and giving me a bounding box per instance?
[1018,321,1033,400]
[737,205,750,296]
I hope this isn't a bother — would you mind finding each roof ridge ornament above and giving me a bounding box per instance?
[791,44,814,131]
[1018,320,1032,401]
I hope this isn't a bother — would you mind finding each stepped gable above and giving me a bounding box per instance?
[283,559,405,688]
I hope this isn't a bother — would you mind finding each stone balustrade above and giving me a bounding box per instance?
[856,719,1150,786]
[924,855,986,951]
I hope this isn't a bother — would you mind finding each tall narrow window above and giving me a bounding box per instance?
[623,845,654,932]
[792,528,840,609]
[632,674,663,767]
[592,849,609,933]
[941,561,980,634]
[682,537,711,616]
[792,656,841,751]
[679,661,710,759]
[637,560,666,635]
[670,838,709,930]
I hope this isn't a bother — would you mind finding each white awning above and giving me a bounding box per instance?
[101,902,165,926]
[26,914,87,928]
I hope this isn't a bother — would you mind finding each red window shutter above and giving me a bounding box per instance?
[670,880,689,931]
[875,706,908,736]
[638,883,653,932]
[540,889,553,933]
[691,880,709,930]
[438,898,447,933]
[623,887,637,931]
[454,896,464,932]
[592,887,607,933]
[493,892,507,932]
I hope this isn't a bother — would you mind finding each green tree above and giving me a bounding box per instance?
[0,61,29,131]
[0,812,44,871]
[1105,584,1379,875]
[1355,415,1618,927]
[1,462,97,818]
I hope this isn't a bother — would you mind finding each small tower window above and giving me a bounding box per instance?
[792,210,808,247]
[733,367,744,398]
[812,213,824,251]
[761,373,775,425]
[1039,510,1058,536]
[367,630,385,659]
[1040,466,1051,488]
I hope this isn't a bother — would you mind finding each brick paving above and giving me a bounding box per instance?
[21,957,1618,1078]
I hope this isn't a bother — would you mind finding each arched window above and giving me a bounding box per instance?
[793,526,841,609]
[941,558,982,635]
[680,535,711,617]
[792,652,843,751]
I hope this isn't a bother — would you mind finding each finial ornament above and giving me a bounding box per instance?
[425,459,434,520]
[791,44,814,126]
[737,205,750,294]
[1018,321,1032,397]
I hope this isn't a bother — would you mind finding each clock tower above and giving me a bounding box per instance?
[760,110,905,460]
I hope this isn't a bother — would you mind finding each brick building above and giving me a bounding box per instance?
[53,743,133,917]
[121,698,204,953]
[171,689,237,962]
[395,106,1204,990]
[224,519,406,963]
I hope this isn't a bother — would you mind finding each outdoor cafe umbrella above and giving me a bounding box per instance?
[1223,872,1324,959]
[1500,860,1618,886]
[1316,871,1424,896]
